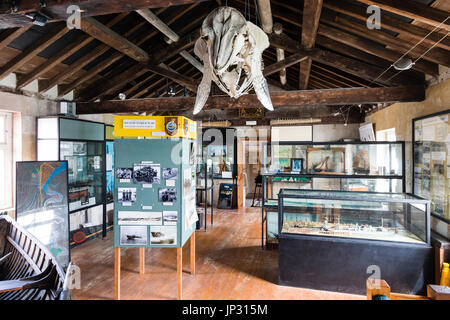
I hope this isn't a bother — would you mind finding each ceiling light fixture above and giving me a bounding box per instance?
[118,93,126,100]
[393,57,414,71]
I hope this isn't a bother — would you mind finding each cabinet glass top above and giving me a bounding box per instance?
[279,189,428,203]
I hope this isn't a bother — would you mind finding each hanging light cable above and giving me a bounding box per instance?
[367,15,450,86]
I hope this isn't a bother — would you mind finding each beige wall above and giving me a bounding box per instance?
[0,91,59,161]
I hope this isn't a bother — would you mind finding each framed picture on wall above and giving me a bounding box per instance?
[291,158,304,172]
[306,147,345,174]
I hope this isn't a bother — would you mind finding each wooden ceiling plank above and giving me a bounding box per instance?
[0,23,68,81]
[299,0,323,89]
[263,52,309,76]
[0,0,209,28]
[324,13,450,67]
[40,13,133,93]
[0,25,31,51]
[76,85,425,114]
[269,33,419,86]
[356,0,450,31]
[17,33,93,89]
[324,0,450,51]
[317,24,439,76]
[65,4,210,98]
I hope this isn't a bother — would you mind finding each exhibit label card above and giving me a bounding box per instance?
[166,180,175,187]
[163,202,173,206]
[142,206,153,210]
[143,184,152,188]
[122,202,132,206]
[120,179,131,183]
[123,119,155,129]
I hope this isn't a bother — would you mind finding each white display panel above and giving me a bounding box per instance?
[37,118,59,139]
[271,126,312,142]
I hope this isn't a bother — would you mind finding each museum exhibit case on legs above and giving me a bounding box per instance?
[196,158,213,230]
[277,189,433,295]
[260,141,406,247]
[413,110,450,241]
[36,117,108,247]
[112,115,197,300]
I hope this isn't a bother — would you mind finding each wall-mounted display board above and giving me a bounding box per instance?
[37,117,109,247]
[261,141,406,247]
[113,115,197,300]
[413,110,450,240]
[16,161,70,269]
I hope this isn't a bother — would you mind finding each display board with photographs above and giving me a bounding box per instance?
[413,110,450,240]
[113,138,197,248]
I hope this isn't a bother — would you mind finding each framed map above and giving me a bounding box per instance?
[16,161,70,268]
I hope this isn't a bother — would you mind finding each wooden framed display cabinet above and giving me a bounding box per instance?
[261,141,406,248]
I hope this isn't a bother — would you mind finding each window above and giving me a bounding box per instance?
[376,128,396,141]
[0,111,12,209]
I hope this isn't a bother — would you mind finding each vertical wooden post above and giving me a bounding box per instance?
[237,139,245,210]
[114,247,121,300]
[177,247,182,300]
[139,247,145,275]
[190,232,196,275]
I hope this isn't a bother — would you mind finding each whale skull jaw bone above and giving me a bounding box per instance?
[193,6,274,115]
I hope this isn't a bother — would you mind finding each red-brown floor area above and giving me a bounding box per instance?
[71,207,364,300]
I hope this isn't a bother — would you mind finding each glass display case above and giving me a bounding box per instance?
[196,158,214,230]
[277,189,433,295]
[278,189,430,245]
[37,116,109,247]
[413,110,450,240]
[261,141,406,247]
[201,127,237,179]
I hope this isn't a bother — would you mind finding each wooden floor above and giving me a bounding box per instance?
[72,207,364,300]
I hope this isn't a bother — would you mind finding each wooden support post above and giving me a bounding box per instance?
[190,232,196,275]
[139,247,145,275]
[114,247,121,300]
[177,247,182,300]
[435,245,445,285]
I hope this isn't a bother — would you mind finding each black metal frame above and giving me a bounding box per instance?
[260,140,407,248]
[196,159,214,231]
[277,188,431,246]
[412,109,450,227]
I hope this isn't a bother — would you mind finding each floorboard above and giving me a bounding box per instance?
[72,207,364,300]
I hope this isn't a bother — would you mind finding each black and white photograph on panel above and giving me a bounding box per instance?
[163,168,178,180]
[120,225,148,245]
[118,211,162,225]
[150,226,177,245]
[116,168,132,179]
[158,188,177,202]
[118,187,137,203]
[133,163,161,184]
[163,211,178,225]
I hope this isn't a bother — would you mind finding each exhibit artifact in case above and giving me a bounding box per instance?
[277,189,433,295]
[260,141,406,247]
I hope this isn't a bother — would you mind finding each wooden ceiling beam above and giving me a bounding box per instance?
[299,0,322,90]
[323,0,450,51]
[0,23,68,81]
[263,52,309,76]
[322,12,450,67]
[76,85,425,114]
[80,17,149,62]
[70,4,211,100]
[356,0,450,31]
[269,33,418,86]
[149,28,200,64]
[317,24,438,76]
[0,0,209,28]
[39,12,132,93]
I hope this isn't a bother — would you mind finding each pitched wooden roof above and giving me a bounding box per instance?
[0,0,448,120]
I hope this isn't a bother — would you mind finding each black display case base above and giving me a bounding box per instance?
[279,233,433,295]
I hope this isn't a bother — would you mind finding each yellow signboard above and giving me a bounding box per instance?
[114,116,197,139]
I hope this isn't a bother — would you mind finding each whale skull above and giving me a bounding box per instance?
[193,7,274,115]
